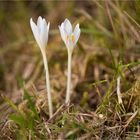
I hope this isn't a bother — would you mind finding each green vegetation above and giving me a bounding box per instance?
[0,1,140,139]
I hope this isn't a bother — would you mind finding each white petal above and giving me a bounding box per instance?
[59,23,66,43]
[73,24,80,46]
[40,19,49,47]
[44,21,50,46]
[37,16,43,32]
[30,18,42,48]
[46,21,50,43]
[64,19,72,35]
[47,22,50,32]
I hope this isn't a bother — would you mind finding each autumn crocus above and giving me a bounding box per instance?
[59,19,81,104]
[30,16,53,117]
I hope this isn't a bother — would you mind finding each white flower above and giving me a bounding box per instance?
[59,19,80,51]
[30,16,50,48]
[59,19,81,104]
[30,16,53,118]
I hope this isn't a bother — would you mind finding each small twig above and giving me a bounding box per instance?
[119,110,138,136]
[44,123,52,139]
[76,133,92,140]
[47,103,72,123]
[65,128,79,138]
[124,110,138,128]
[77,113,93,118]
[29,130,32,140]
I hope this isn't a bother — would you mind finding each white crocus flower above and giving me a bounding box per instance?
[30,16,50,49]
[59,19,80,53]
[59,19,81,104]
[30,16,53,118]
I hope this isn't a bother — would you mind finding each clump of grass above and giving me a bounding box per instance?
[1,77,140,139]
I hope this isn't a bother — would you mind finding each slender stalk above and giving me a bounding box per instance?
[41,48,53,118]
[117,76,122,104]
[65,50,72,104]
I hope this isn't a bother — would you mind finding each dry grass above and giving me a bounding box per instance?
[0,0,140,139]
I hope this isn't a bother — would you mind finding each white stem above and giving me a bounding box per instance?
[65,50,72,104]
[117,76,122,104]
[41,48,53,118]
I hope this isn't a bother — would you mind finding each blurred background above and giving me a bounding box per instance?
[0,0,140,110]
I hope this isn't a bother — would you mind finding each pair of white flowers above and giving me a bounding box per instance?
[30,16,81,118]
[30,16,80,52]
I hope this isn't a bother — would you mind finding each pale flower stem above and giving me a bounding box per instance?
[65,50,72,104]
[41,49,53,118]
[117,76,122,104]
